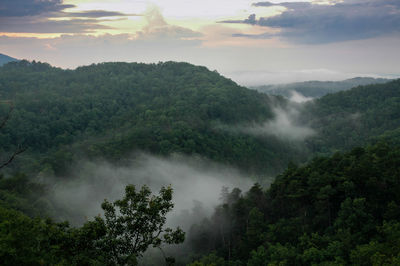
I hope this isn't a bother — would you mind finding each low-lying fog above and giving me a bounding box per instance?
[42,91,315,230]
[221,91,315,141]
[44,153,256,229]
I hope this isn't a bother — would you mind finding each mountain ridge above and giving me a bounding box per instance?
[0,53,18,66]
[0,60,299,176]
[252,77,392,98]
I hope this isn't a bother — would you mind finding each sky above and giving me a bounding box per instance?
[0,0,399,85]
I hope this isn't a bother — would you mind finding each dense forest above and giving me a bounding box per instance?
[187,143,400,265]
[303,79,400,155]
[0,60,305,177]
[1,60,400,265]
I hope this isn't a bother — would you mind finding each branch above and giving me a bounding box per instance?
[0,102,25,169]
[0,146,26,169]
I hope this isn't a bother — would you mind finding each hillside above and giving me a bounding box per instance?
[1,61,400,265]
[187,143,400,265]
[3,142,400,265]
[0,53,18,66]
[303,79,400,154]
[1,61,399,176]
[253,77,391,98]
[0,60,302,176]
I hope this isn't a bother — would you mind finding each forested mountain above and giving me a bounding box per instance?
[1,60,400,265]
[0,60,303,176]
[253,77,391,98]
[2,143,400,265]
[2,61,398,178]
[303,79,400,155]
[187,143,400,265]
[0,53,18,66]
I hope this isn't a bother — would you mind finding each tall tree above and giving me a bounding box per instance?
[98,185,185,265]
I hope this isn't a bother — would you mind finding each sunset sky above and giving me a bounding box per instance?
[1,0,400,84]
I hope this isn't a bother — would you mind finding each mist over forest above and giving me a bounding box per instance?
[1,59,400,265]
[45,153,254,226]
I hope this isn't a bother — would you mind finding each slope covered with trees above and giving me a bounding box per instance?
[1,61,399,176]
[0,60,303,176]
[304,79,400,155]
[187,143,400,265]
[1,60,400,265]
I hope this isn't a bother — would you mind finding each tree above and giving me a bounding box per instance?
[98,184,185,265]
[0,101,25,169]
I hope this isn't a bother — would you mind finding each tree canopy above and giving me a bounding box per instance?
[0,184,184,265]
[0,60,301,176]
[188,143,400,265]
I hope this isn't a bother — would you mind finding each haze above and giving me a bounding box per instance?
[1,0,400,84]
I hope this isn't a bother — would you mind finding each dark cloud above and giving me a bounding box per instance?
[0,0,74,17]
[232,32,274,39]
[0,17,113,33]
[253,1,312,9]
[252,1,276,7]
[0,0,136,34]
[60,10,141,18]
[225,0,400,44]
[220,13,257,24]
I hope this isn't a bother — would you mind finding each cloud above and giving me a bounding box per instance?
[0,0,136,34]
[136,6,202,40]
[59,10,141,18]
[43,153,254,226]
[1,29,399,83]
[232,32,274,39]
[0,32,201,68]
[219,13,258,25]
[289,91,313,103]
[0,0,74,17]
[225,68,357,86]
[223,98,315,141]
[222,0,400,44]
[0,5,199,38]
[241,104,315,141]
[0,17,113,33]
[253,1,312,9]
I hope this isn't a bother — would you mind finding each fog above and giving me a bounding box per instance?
[228,96,315,141]
[244,107,314,141]
[225,69,357,86]
[44,153,255,227]
[289,90,313,103]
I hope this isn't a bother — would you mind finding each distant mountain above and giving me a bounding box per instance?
[252,77,392,98]
[0,53,18,66]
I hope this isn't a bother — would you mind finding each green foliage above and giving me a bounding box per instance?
[188,143,400,265]
[2,60,400,265]
[0,184,184,265]
[98,185,185,265]
[0,60,302,176]
[247,246,268,266]
[0,173,47,216]
[303,79,400,154]
[0,206,77,265]
[2,61,399,178]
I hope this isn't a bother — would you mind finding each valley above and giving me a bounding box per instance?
[1,60,400,265]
